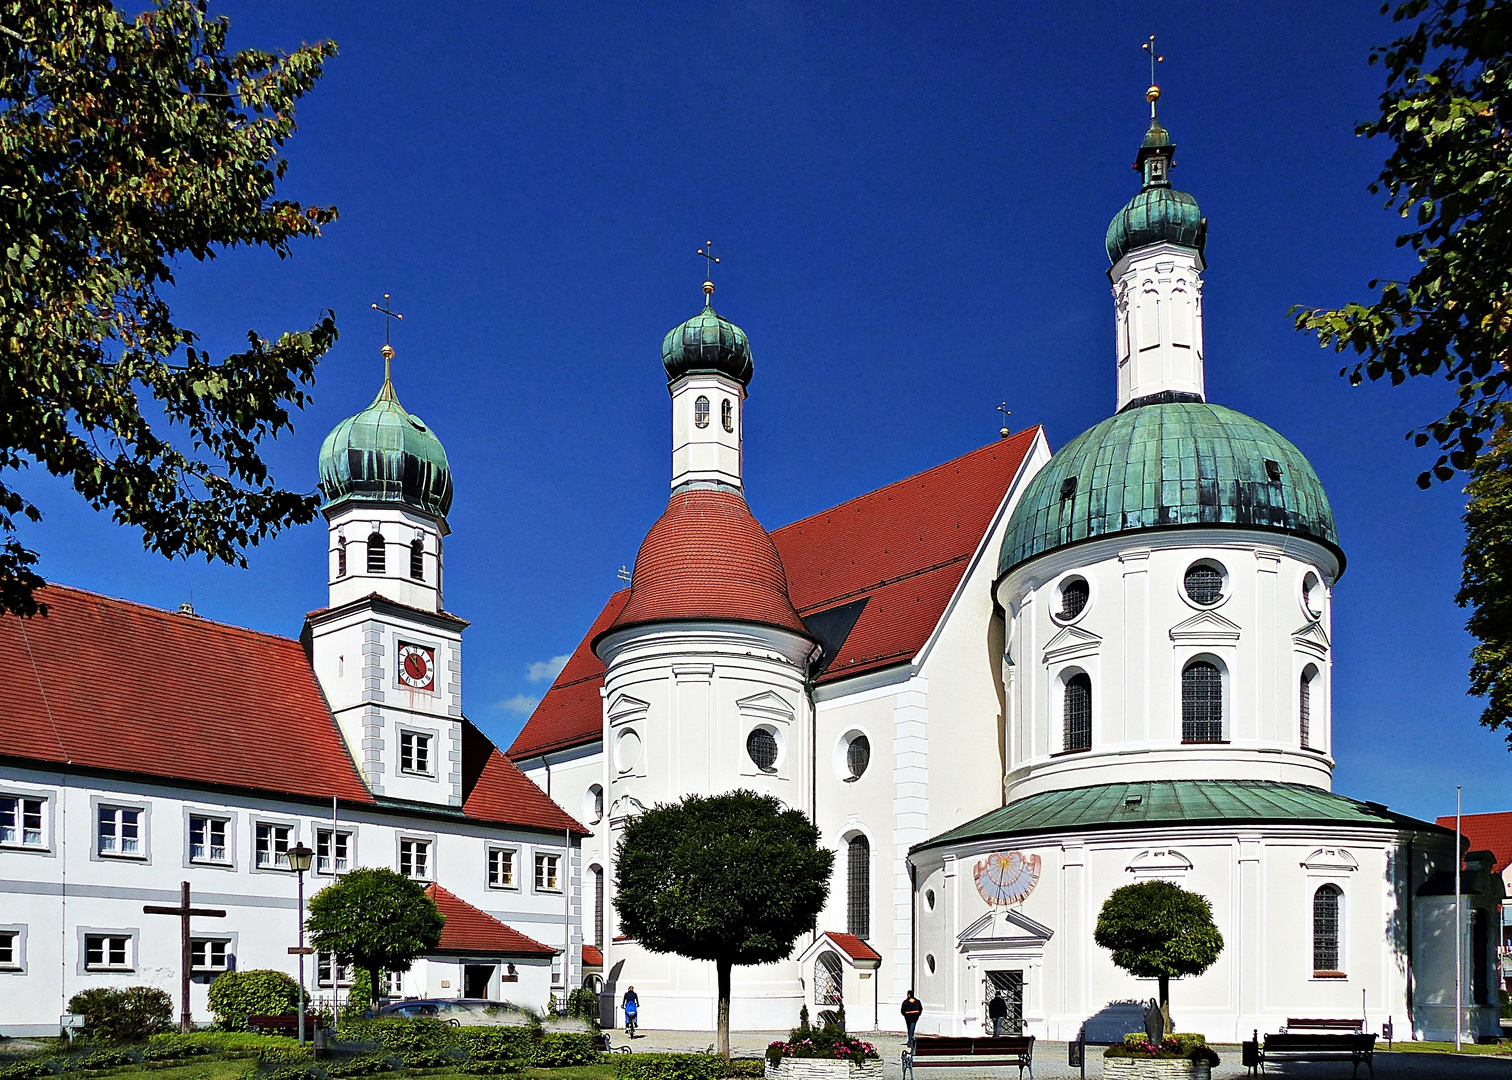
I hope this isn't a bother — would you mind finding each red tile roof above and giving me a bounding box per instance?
[1435,811,1512,873]
[822,932,882,964]
[425,884,555,956]
[602,488,810,642]
[581,945,604,967]
[508,432,1040,760]
[2,585,586,836]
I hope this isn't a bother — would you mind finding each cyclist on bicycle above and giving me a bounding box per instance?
[622,986,639,1037]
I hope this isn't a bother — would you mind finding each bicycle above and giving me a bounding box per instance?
[624,1005,638,1039]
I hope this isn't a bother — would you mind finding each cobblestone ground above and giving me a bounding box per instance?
[622,1031,1512,1079]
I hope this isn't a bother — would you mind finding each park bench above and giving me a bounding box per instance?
[247,1013,319,1039]
[1282,1018,1363,1034]
[902,1035,1034,1080]
[1243,1030,1375,1079]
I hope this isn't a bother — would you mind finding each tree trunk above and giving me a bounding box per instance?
[370,966,382,1006]
[1157,975,1172,1038]
[716,958,733,1062]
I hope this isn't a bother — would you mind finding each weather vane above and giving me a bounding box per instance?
[371,293,404,381]
[697,241,720,299]
[1142,35,1164,118]
[998,402,1013,440]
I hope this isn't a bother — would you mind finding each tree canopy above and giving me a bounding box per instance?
[0,0,338,618]
[1459,404,1512,741]
[305,868,444,1004]
[1293,0,1512,488]
[1094,880,1223,1017]
[613,790,834,1059]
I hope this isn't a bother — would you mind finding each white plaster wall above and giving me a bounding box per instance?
[669,374,744,491]
[0,765,577,1034]
[326,503,446,613]
[1110,241,1206,411]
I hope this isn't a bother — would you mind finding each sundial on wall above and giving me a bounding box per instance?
[974,851,1041,906]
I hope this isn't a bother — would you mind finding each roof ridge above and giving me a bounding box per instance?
[32,583,301,647]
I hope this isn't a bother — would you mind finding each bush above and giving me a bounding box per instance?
[725,1061,765,1078]
[563,988,600,1029]
[454,1028,535,1065]
[208,970,302,1033]
[323,1053,398,1078]
[336,1019,457,1055]
[342,971,375,1024]
[0,1062,54,1080]
[138,1043,215,1062]
[764,1022,879,1068]
[1107,1033,1218,1065]
[257,1046,315,1066]
[146,1032,295,1056]
[66,987,173,1044]
[536,1033,600,1067]
[262,1068,320,1080]
[459,1062,521,1076]
[74,1050,136,1070]
[397,1050,456,1070]
[614,1054,729,1080]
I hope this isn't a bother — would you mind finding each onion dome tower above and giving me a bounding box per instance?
[991,82,1344,800]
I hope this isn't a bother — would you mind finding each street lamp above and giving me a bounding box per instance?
[287,843,314,1046]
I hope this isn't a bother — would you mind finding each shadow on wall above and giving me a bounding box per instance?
[1386,845,1413,986]
[1080,999,1148,1042]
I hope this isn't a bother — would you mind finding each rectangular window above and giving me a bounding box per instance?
[551,953,562,986]
[535,852,560,892]
[0,932,17,968]
[399,731,433,776]
[488,848,516,889]
[399,838,430,880]
[189,939,229,972]
[316,829,352,875]
[255,823,292,869]
[0,797,44,848]
[317,952,353,988]
[97,806,142,857]
[189,816,228,864]
[84,934,131,971]
[384,970,403,997]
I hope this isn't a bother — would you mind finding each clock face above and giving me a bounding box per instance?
[397,643,435,690]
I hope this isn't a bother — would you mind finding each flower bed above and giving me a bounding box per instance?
[764,1032,880,1080]
[1103,1034,1217,1080]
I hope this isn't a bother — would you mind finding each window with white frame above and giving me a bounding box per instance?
[0,796,44,848]
[1313,884,1343,975]
[255,822,292,869]
[317,952,353,988]
[399,730,433,776]
[97,805,143,858]
[0,930,20,969]
[189,815,229,864]
[399,838,431,880]
[488,847,516,889]
[551,953,563,985]
[383,970,403,997]
[316,828,352,874]
[84,934,132,971]
[190,938,230,973]
[535,852,560,892]
[1299,665,1319,750]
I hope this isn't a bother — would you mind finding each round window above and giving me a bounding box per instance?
[694,396,710,429]
[614,729,642,774]
[925,954,936,975]
[721,398,734,432]
[1303,572,1324,619]
[1183,562,1224,606]
[846,734,871,779]
[747,727,779,772]
[925,888,936,911]
[1058,577,1089,620]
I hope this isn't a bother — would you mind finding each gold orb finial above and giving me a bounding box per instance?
[1147,84,1161,104]
[380,343,395,360]
[703,280,715,298]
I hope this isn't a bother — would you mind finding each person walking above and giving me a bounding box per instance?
[987,992,1008,1037]
[900,990,923,1050]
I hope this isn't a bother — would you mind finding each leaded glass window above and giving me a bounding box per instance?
[847,835,870,940]
[1064,673,1091,752]
[747,728,778,772]
[1181,661,1223,742]
[1183,564,1223,605]
[846,735,870,779]
[694,396,710,428]
[721,398,734,432]
[1313,884,1341,972]
[1059,578,1089,619]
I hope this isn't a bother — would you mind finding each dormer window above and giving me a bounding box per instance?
[367,533,386,574]
[721,398,734,432]
[694,396,710,428]
[409,539,424,581]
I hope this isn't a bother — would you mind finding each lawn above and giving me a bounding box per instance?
[1391,1041,1512,1056]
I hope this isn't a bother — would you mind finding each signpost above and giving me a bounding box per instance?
[144,881,227,1032]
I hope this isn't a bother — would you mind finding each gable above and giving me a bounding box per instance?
[1167,609,1242,645]
[958,907,1055,945]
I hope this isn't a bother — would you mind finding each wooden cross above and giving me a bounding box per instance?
[144,882,227,1032]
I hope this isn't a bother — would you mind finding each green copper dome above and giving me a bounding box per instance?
[318,373,453,518]
[998,400,1341,577]
[662,299,753,388]
[1106,117,1205,265]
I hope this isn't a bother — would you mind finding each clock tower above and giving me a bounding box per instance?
[303,341,468,806]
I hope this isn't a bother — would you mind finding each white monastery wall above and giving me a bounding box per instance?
[326,504,446,613]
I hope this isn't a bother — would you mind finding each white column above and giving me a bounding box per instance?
[1111,242,1206,410]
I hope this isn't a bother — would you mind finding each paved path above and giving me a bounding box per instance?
[623,1030,1512,1079]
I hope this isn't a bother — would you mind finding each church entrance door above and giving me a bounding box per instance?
[985,970,1023,1036]
[464,964,495,999]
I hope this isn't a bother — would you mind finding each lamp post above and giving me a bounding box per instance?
[288,843,315,1046]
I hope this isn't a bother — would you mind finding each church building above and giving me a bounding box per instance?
[506,86,1505,1043]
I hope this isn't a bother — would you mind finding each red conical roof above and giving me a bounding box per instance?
[599,487,810,645]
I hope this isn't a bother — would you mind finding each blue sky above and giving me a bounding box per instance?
[15,1,1511,822]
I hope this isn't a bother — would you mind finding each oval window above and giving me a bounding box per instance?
[694,396,710,429]
[721,398,734,432]
[1058,577,1089,620]
[615,729,642,774]
[747,727,779,772]
[1303,572,1324,619]
[925,889,936,911]
[925,954,937,975]
[1183,562,1224,606]
[846,734,871,779]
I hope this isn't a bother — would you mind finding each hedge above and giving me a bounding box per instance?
[65,987,173,1043]
[612,1054,730,1080]
[208,970,302,1032]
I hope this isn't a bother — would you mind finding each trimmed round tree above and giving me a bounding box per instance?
[305,868,445,1004]
[613,790,834,1060]
[1093,880,1223,1034]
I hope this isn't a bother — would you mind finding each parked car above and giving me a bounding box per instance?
[375,999,531,1025]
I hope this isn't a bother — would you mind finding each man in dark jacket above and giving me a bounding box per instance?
[900,991,923,1049]
[987,992,1008,1036]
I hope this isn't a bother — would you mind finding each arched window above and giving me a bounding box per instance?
[694,396,710,428]
[1313,884,1342,973]
[336,542,347,578]
[592,865,605,948]
[1299,666,1317,749]
[721,398,734,432]
[1063,673,1092,752]
[410,539,425,581]
[366,533,386,575]
[816,952,843,1008]
[1181,660,1223,742]
[847,835,870,940]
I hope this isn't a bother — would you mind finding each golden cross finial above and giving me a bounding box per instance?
[998,402,1013,440]
[1142,35,1164,119]
[697,241,720,300]
[370,293,404,382]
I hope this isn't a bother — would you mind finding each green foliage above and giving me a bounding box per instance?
[65,986,173,1043]
[1293,0,1512,489]
[1093,881,1224,1002]
[723,1062,765,1078]
[74,1050,136,1069]
[138,1043,216,1062]
[207,970,301,1032]
[1107,1033,1218,1064]
[393,1050,455,1070]
[336,1019,456,1055]
[256,1047,314,1066]
[765,1028,879,1067]
[613,790,833,1059]
[322,1054,397,1078]
[611,1055,728,1080]
[563,988,601,1028]
[306,869,444,1005]
[457,1062,521,1076]
[146,1031,296,1056]
[536,1035,601,1068]
[341,971,375,1024]
[795,1006,809,1037]
[453,1027,536,1065]
[0,0,340,618]
[261,1067,320,1080]
[0,1061,53,1080]
[1459,407,1512,739]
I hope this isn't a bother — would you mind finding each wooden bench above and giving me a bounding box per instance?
[247,1014,319,1039]
[903,1036,1034,1080]
[1243,1031,1375,1079]
[1282,1017,1364,1034]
